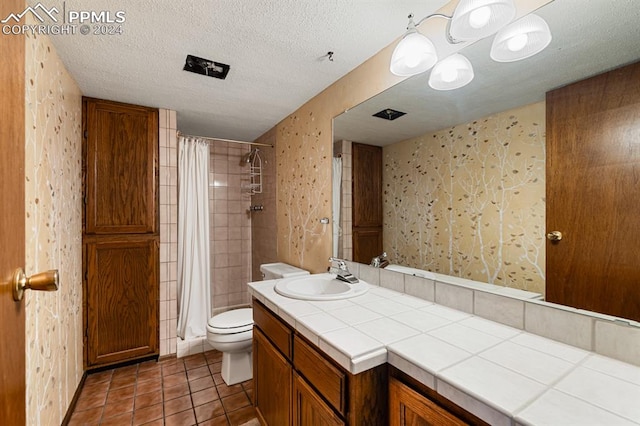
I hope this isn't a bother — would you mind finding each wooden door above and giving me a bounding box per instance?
[86,238,158,366]
[293,373,344,426]
[546,61,640,322]
[0,0,26,422]
[389,377,467,426]
[352,143,383,263]
[254,328,292,426]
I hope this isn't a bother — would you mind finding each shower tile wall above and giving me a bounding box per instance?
[159,109,178,356]
[210,141,252,313]
[337,140,353,259]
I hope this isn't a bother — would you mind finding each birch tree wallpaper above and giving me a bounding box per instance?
[383,102,546,294]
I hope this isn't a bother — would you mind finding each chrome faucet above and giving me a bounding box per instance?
[370,252,388,268]
[328,257,359,284]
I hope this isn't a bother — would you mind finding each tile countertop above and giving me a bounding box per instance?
[248,277,640,426]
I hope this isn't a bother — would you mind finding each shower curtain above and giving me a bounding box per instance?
[177,136,211,340]
[332,157,342,257]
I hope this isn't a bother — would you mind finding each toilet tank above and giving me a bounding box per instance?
[259,262,309,280]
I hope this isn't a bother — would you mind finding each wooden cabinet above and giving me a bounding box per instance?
[85,238,158,366]
[252,299,387,425]
[84,98,158,234]
[389,369,489,426]
[352,142,383,263]
[82,97,159,369]
[352,227,383,266]
[254,327,292,426]
[293,372,344,426]
[390,377,467,426]
[293,335,346,415]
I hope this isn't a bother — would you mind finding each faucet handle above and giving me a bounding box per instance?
[370,252,388,267]
[328,257,347,270]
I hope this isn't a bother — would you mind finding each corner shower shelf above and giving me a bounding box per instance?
[245,149,262,195]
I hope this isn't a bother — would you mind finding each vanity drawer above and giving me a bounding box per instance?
[293,334,346,415]
[253,300,292,360]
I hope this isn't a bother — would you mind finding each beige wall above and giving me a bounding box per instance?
[274,44,405,273]
[383,102,546,294]
[251,128,278,279]
[24,30,83,425]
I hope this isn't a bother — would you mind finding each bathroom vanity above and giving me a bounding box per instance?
[250,272,640,425]
[253,300,389,425]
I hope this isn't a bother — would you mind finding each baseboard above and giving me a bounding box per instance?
[61,371,87,426]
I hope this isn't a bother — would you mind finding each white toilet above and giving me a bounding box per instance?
[206,262,309,385]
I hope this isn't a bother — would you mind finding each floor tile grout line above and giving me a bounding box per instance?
[70,350,256,426]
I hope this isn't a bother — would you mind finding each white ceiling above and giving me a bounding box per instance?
[334,0,640,146]
[34,0,450,141]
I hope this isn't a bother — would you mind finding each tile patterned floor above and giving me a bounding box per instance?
[68,350,258,425]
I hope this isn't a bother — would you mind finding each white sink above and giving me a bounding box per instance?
[274,273,369,301]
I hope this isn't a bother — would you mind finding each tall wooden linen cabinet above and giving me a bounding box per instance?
[82,98,160,369]
[352,143,383,264]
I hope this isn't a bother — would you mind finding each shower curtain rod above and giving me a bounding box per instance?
[176,131,273,148]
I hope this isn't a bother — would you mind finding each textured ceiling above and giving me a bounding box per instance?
[34,0,449,141]
[334,0,640,146]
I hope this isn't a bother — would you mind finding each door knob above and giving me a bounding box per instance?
[546,231,563,241]
[12,268,59,301]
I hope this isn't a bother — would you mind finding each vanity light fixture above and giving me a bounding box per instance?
[449,0,516,40]
[428,53,474,90]
[389,0,551,89]
[490,14,552,62]
[389,16,438,76]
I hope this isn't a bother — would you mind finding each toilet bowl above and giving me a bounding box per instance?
[206,263,309,386]
[206,308,254,385]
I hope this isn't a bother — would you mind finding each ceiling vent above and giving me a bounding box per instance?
[183,54,230,80]
[373,108,406,121]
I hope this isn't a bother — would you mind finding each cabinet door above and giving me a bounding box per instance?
[85,237,159,367]
[293,335,346,416]
[254,328,292,426]
[353,227,383,264]
[389,377,468,426]
[293,373,344,426]
[352,143,382,228]
[84,98,158,234]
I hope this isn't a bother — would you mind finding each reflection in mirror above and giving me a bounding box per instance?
[332,0,640,321]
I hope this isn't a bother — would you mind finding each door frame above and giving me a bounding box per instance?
[0,0,27,422]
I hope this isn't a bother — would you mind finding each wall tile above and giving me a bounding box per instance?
[594,320,640,367]
[159,109,178,356]
[435,282,474,314]
[358,264,380,286]
[474,291,525,329]
[379,269,405,292]
[404,275,435,301]
[524,301,594,351]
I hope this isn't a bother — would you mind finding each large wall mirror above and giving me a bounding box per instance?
[332,0,640,322]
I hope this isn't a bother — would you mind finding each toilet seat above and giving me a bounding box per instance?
[207,308,253,335]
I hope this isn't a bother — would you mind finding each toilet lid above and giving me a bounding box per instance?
[208,308,253,332]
